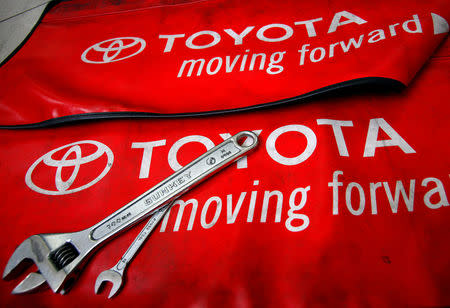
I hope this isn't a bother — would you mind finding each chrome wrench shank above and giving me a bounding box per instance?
[3,131,258,294]
[95,202,172,298]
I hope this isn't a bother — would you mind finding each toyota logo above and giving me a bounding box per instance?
[25,141,114,195]
[81,37,146,63]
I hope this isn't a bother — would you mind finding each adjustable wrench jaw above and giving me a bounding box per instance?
[3,229,98,293]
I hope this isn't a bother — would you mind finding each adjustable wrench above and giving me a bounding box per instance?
[3,131,258,294]
[10,202,174,295]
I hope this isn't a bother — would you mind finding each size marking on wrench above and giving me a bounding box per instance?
[3,131,258,294]
[95,202,172,298]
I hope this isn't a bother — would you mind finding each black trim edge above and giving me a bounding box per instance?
[0,77,404,129]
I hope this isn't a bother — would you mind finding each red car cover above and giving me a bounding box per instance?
[0,0,449,307]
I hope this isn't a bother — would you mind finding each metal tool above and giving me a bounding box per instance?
[3,131,258,294]
[9,203,174,296]
[95,202,172,298]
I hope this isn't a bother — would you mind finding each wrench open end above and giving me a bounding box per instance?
[95,270,123,299]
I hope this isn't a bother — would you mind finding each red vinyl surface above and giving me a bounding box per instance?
[0,0,448,125]
[0,0,449,307]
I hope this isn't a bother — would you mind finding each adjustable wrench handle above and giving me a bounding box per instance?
[88,131,258,244]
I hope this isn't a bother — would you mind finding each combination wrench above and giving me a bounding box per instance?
[3,131,258,294]
[95,202,172,298]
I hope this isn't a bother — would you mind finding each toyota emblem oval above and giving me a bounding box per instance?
[25,140,114,195]
[81,37,146,64]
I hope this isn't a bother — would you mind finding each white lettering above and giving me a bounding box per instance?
[225,55,241,72]
[177,58,205,77]
[249,53,266,71]
[345,182,365,215]
[340,34,364,53]
[206,57,222,75]
[267,51,286,74]
[186,30,221,49]
[261,190,283,223]
[256,23,294,42]
[368,29,386,43]
[363,118,415,157]
[383,180,415,213]
[247,181,259,222]
[329,42,340,58]
[294,18,323,37]
[159,34,185,52]
[160,199,198,232]
[369,182,383,214]
[266,124,317,165]
[389,23,400,36]
[226,192,247,224]
[310,47,326,62]
[224,27,255,45]
[285,186,310,232]
[298,44,310,66]
[201,196,222,229]
[132,140,166,179]
[328,11,367,33]
[329,170,344,215]
[316,119,354,156]
[422,177,449,209]
[403,14,422,33]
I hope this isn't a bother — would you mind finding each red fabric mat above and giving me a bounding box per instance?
[0,1,449,307]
